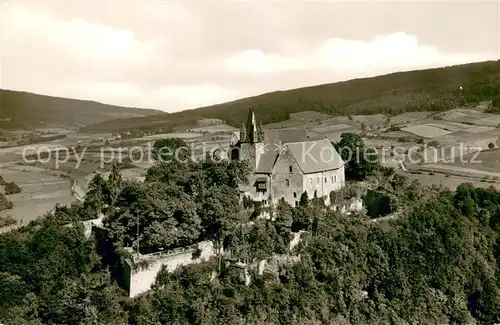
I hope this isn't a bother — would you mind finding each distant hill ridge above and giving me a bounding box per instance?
[0,89,164,129]
[81,60,500,133]
[3,60,499,132]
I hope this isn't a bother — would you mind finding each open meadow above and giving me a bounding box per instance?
[0,164,73,223]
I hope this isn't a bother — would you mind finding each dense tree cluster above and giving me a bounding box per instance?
[128,182,500,325]
[1,137,500,324]
[0,217,128,324]
[97,140,251,254]
[334,133,378,181]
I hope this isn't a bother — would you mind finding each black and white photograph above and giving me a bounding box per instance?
[0,1,499,324]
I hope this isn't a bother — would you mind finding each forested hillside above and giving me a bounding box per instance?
[82,60,500,132]
[1,136,500,324]
[0,89,162,129]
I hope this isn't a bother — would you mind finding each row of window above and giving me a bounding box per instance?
[286,166,337,185]
[285,175,339,187]
[309,175,337,185]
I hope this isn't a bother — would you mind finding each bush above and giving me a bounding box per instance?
[4,182,21,195]
[0,175,5,186]
[0,215,17,228]
[386,125,401,132]
[427,140,440,148]
[485,96,500,113]
[363,190,392,218]
[0,193,13,211]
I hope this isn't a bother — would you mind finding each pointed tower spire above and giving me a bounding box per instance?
[240,122,247,142]
[245,107,259,143]
[258,121,264,142]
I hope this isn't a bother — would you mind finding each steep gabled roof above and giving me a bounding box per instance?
[285,139,344,174]
[256,151,279,174]
[255,129,311,173]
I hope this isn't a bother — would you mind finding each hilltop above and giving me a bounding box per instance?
[0,89,163,129]
[81,60,500,133]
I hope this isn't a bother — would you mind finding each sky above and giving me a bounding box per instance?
[1,1,499,112]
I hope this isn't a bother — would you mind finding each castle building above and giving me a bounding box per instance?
[229,108,345,207]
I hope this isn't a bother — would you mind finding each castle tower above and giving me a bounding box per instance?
[242,107,258,143]
[238,108,264,171]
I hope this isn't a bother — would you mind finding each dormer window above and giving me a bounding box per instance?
[255,177,267,192]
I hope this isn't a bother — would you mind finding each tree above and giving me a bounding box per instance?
[274,198,294,253]
[0,193,13,211]
[199,185,241,269]
[299,191,309,207]
[84,174,108,213]
[247,220,277,260]
[4,182,21,195]
[335,132,378,180]
[153,138,190,162]
[106,182,202,252]
[106,164,123,206]
[363,190,392,218]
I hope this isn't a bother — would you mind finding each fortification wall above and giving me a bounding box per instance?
[124,241,216,298]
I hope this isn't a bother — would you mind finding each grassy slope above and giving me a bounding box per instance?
[73,60,500,132]
[0,89,163,129]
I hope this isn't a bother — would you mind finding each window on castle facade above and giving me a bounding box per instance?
[325,177,327,183]
[285,179,290,187]
[289,166,292,173]
[293,192,297,198]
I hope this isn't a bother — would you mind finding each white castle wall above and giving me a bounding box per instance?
[124,241,216,298]
[334,198,363,215]
[119,201,358,298]
[123,232,308,298]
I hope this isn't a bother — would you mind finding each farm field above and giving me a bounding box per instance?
[141,132,203,141]
[401,125,452,138]
[388,112,430,125]
[190,124,238,133]
[436,108,500,126]
[419,164,500,179]
[397,170,500,191]
[422,149,500,174]
[352,114,387,126]
[425,122,473,132]
[0,165,74,223]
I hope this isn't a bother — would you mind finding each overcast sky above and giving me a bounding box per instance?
[1,1,499,112]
